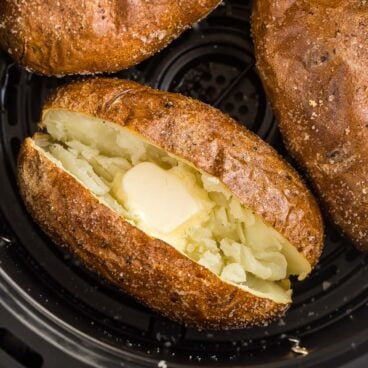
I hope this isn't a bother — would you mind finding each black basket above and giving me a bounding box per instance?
[0,1,368,367]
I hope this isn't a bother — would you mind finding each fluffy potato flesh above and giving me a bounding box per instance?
[34,110,311,304]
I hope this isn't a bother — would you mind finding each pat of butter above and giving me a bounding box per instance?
[120,162,203,234]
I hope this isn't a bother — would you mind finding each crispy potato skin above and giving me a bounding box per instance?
[252,0,368,250]
[18,78,323,328]
[43,78,323,267]
[18,139,287,329]
[0,0,220,75]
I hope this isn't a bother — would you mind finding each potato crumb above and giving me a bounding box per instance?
[158,361,167,368]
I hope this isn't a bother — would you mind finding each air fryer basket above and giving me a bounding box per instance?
[0,1,367,367]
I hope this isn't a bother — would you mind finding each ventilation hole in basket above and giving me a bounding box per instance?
[5,88,18,126]
[10,137,21,161]
[239,105,249,115]
[203,72,212,82]
[28,78,43,125]
[216,75,226,85]
[234,92,244,102]
[0,328,43,368]
[345,248,361,262]
[194,81,202,91]
[206,86,216,98]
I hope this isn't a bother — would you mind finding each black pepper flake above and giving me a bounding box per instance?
[170,292,180,303]
[320,53,329,63]
[326,148,344,163]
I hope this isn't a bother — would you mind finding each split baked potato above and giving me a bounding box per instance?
[252,0,368,250]
[18,78,323,329]
[0,0,220,75]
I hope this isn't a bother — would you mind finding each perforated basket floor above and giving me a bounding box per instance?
[0,1,368,367]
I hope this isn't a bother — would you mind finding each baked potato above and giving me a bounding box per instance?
[18,78,323,329]
[252,0,368,250]
[0,0,220,76]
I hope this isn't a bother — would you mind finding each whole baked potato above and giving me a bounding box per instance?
[0,0,220,75]
[252,0,368,250]
[18,78,323,329]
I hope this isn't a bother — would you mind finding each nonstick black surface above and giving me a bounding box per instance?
[0,1,368,367]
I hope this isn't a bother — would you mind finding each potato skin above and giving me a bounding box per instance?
[18,139,287,329]
[43,78,323,267]
[252,0,368,250]
[18,78,323,329]
[0,0,220,76]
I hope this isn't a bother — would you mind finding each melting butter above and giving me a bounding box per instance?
[117,162,205,235]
